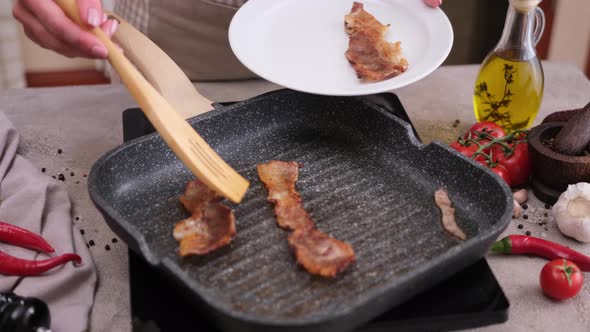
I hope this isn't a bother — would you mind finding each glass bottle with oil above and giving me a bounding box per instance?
[473,0,545,132]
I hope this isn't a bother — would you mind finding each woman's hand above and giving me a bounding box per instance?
[13,0,118,59]
[424,0,442,8]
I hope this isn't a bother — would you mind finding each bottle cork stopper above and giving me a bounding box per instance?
[509,0,542,12]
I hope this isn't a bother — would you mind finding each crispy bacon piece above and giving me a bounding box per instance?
[434,188,467,241]
[344,1,389,36]
[179,179,220,217]
[174,204,236,256]
[344,2,408,82]
[257,161,314,231]
[288,227,355,278]
[257,160,355,277]
[174,180,236,256]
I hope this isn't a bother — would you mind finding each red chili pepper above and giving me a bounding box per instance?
[0,221,54,253]
[491,235,590,272]
[0,251,81,276]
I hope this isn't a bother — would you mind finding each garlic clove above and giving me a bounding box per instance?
[513,199,522,218]
[552,182,590,243]
[513,189,528,205]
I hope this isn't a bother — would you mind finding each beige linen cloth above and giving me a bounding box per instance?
[0,113,96,332]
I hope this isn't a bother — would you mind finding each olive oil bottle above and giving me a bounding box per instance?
[473,0,545,132]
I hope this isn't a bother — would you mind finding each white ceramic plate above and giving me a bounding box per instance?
[229,0,453,96]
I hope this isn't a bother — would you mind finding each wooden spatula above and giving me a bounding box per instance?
[54,0,249,203]
[106,12,212,120]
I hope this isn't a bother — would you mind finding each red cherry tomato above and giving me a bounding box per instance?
[466,122,506,140]
[489,165,512,187]
[540,259,584,301]
[450,141,479,158]
[474,156,512,186]
[491,142,531,187]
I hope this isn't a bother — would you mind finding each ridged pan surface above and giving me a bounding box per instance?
[88,89,512,332]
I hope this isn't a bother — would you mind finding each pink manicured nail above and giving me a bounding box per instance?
[87,8,101,27]
[102,13,108,23]
[109,19,119,36]
[424,0,442,8]
[91,45,108,58]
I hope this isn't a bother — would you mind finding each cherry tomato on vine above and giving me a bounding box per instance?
[491,142,531,187]
[450,141,479,158]
[540,259,584,301]
[466,121,506,140]
[490,165,512,187]
[474,155,512,186]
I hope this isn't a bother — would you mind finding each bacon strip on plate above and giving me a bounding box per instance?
[344,2,408,82]
[434,188,467,241]
[173,179,236,256]
[258,160,355,277]
[344,1,389,36]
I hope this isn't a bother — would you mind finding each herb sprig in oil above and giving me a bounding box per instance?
[474,64,516,130]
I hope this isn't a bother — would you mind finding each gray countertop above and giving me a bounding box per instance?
[1,62,589,332]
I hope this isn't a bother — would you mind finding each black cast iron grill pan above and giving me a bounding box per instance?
[88,89,512,332]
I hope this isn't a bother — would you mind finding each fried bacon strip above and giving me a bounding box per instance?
[288,227,356,278]
[258,160,355,277]
[173,179,236,256]
[179,179,221,218]
[344,1,389,36]
[344,2,408,81]
[257,161,314,231]
[434,188,467,241]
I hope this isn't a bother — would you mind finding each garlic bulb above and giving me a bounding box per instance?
[552,182,590,242]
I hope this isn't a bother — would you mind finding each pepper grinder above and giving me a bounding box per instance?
[0,292,51,332]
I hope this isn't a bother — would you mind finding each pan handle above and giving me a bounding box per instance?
[363,93,422,143]
[107,11,214,119]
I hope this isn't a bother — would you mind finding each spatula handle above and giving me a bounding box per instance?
[53,0,146,88]
[54,0,249,203]
[108,12,214,119]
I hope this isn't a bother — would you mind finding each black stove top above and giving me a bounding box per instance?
[122,94,509,332]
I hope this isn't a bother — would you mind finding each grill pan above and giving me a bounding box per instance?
[88,89,512,332]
